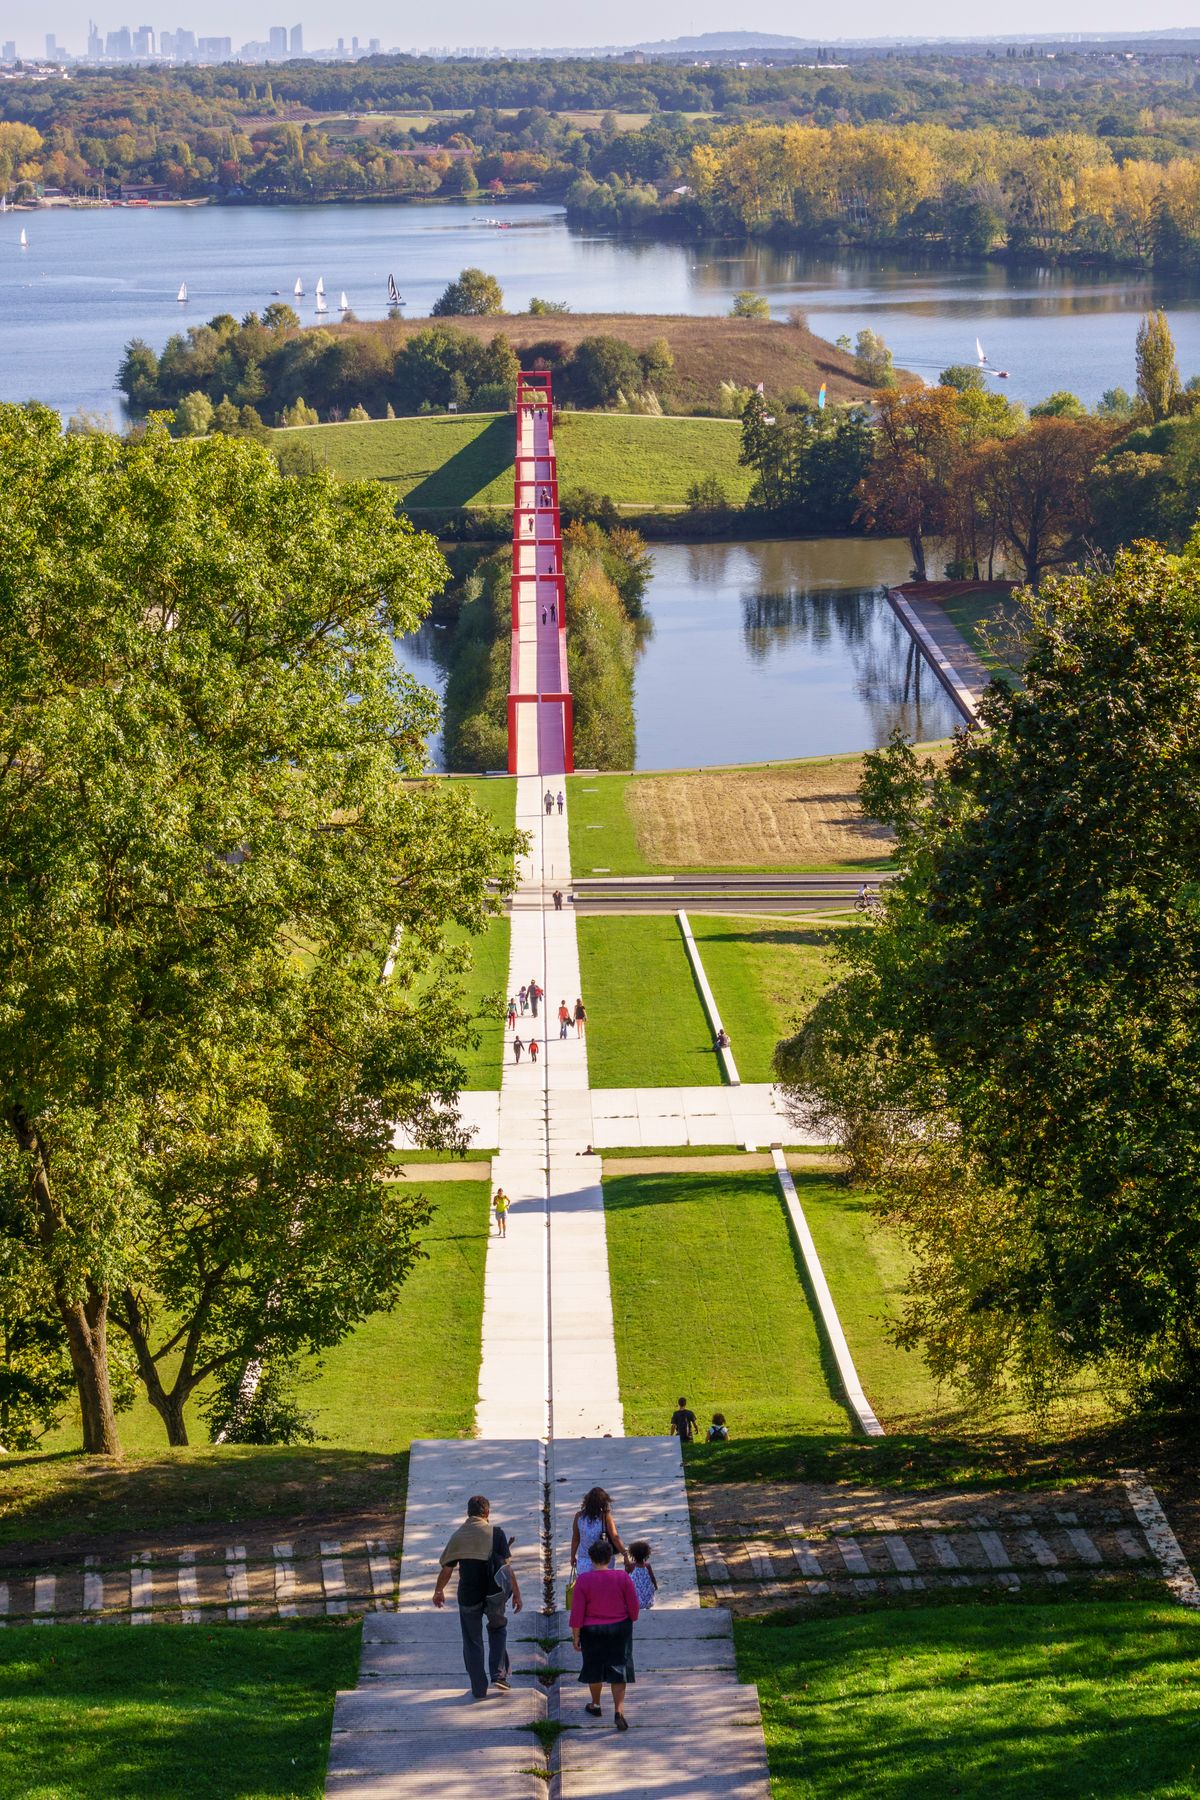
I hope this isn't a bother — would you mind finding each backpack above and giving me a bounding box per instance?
[708,1422,729,1442]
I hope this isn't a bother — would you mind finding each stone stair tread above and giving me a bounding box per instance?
[331,1686,546,1733]
[326,1736,547,1797]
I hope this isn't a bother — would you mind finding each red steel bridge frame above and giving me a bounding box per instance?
[506,371,573,775]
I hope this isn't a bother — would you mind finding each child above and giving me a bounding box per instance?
[519,985,529,1015]
[493,1189,510,1238]
[507,997,518,1031]
[706,1412,730,1443]
[628,1541,657,1611]
[529,1036,539,1064]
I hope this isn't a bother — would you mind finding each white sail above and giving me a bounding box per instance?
[339,290,349,311]
[19,226,28,248]
[0,196,7,212]
[294,276,304,297]
[315,294,328,314]
[387,273,400,304]
[315,276,325,299]
[177,281,188,302]
[976,336,986,363]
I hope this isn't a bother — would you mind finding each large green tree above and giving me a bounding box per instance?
[777,543,1200,1409]
[0,406,515,1452]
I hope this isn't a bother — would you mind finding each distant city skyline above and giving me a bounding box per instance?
[6,2,1200,61]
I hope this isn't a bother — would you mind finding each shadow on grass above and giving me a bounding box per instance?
[0,1446,410,1552]
[404,416,513,510]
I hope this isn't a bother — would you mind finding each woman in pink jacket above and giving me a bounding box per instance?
[569,1538,640,1731]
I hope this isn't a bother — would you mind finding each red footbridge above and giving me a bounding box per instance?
[507,372,573,778]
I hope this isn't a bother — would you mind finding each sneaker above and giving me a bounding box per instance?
[494,1677,511,1691]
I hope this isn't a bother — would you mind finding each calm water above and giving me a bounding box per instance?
[6,200,1200,417]
[395,536,961,772]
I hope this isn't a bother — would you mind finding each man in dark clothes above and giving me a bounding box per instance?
[670,1396,698,1442]
[433,1495,523,1698]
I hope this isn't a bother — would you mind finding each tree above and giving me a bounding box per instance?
[172,390,214,438]
[854,327,895,388]
[1030,390,1087,419]
[777,545,1200,1411]
[567,336,642,409]
[117,339,161,413]
[729,291,770,319]
[939,363,986,393]
[0,407,516,1452]
[528,297,570,314]
[983,416,1110,587]
[261,301,300,332]
[431,267,505,316]
[1136,308,1180,421]
[855,385,963,581]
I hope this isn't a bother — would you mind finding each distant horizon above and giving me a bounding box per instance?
[8,11,1200,62]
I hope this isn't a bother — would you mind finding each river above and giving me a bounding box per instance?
[6,200,1200,418]
[395,536,961,772]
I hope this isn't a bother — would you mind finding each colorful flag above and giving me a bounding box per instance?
[817,384,827,410]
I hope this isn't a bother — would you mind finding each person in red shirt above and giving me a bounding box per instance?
[569,1538,640,1731]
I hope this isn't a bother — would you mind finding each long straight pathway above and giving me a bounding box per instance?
[328,376,770,1799]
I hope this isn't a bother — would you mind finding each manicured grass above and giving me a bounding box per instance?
[689,919,847,1083]
[791,1176,947,1431]
[273,411,753,511]
[449,774,518,837]
[0,1446,409,1551]
[604,1172,849,1438]
[938,588,1027,681]
[736,1598,1200,1800]
[301,1179,490,1450]
[567,757,897,875]
[443,914,510,1091]
[576,916,718,1087]
[0,1622,358,1798]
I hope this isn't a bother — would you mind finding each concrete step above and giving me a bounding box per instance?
[327,1736,548,1799]
[331,1684,546,1735]
[556,1680,770,1799]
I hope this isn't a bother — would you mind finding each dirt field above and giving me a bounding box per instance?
[324,311,868,412]
[626,757,895,869]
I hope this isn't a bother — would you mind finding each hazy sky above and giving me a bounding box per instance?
[11,0,1200,56]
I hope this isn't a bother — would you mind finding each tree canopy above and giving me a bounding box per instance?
[777,543,1200,1411]
[0,406,516,1452]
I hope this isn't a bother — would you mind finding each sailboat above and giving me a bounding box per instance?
[19,226,28,249]
[387,273,401,306]
[339,290,350,312]
[976,336,986,364]
[177,281,188,303]
[315,290,328,315]
[0,196,7,213]
[315,276,325,300]
[294,276,304,298]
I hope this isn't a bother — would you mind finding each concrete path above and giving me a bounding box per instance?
[887,585,991,722]
[395,1082,820,1152]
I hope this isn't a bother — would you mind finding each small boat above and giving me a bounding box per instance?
[997,370,1009,379]
[387,273,401,306]
[19,226,28,248]
[339,290,350,311]
[294,276,304,298]
[177,281,188,302]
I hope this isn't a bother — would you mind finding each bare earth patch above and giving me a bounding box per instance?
[626,759,894,869]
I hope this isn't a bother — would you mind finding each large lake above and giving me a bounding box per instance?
[6,200,1200,416]
[396,536,962,772]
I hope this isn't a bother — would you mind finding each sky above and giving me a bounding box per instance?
[10,0,1200,57]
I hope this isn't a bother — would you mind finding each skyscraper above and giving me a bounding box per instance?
[268,24,287,56]
[87,20,103,56]
[289,23,303,54]
[45,32,59,57]
[133,25,155,54]
[2,39,16,60]
[106,26,132,56]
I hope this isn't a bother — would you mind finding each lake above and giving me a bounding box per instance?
[6,200,1200,417]
[395,536,962,772]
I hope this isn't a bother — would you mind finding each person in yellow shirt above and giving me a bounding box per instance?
[493,1189,510,1238]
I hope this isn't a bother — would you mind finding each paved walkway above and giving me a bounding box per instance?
[396,1082,817,1152]
[887,585,991,722]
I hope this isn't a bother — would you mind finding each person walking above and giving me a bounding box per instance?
[542,607,547,626]
[553,889,564,912]
[519,985,529,1015]
[557,790,565,814]
[433,1495,522,1699]
[570,1539,638,1731]
[550,601,556,623]
[513,1036,524,1064]
[529,1035,539,1065]
[570,1486,631,1577]
[493,1189,510,1238]
[558,1000,571,1040]
[670,1396,698,1442]
[530,982,542,1018]
[628,1541,658,1611]
[507,997,518,1031]
[544,791,554,815]
[574,997,587,1039]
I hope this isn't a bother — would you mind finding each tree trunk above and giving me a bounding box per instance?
[910,533,928,582]
[57,1287,121,1455]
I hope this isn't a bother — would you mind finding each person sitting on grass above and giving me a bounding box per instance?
[706,1412,729,1443]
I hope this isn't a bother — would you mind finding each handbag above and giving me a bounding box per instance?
[564,1571,576,1611]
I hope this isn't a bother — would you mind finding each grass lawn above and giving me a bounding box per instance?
[604,1172,849,1438]
[301,1179,490,1449]
[567,757,896,875]
[938,587,1028,682]
[0,1622,358,1798]
[448,774,517,838]
[736,1597,1200,1800]
[441,915,510,1090]
[689,919,848,1083]
[272,411,752,511]
[576,916,719,1087]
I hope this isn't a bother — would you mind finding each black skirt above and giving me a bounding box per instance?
[578,1620,635,1685]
